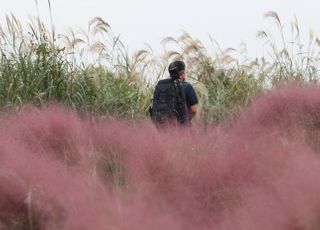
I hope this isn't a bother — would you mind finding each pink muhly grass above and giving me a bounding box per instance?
[1,85,320,229]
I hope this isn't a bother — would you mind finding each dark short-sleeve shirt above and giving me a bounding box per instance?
[183,82,198,107]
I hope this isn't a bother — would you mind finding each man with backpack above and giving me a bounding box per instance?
[149,60,198,128]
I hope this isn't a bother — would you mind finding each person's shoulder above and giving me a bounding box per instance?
[182,81,191,87]
[160,77,172,82]
[157,78,172,85]
[183,82,195,90]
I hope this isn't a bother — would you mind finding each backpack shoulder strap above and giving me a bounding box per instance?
[172,79,189,124]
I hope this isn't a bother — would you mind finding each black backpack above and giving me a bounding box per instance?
[149,78,189,126]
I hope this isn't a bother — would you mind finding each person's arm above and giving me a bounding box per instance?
[185,84,198,119]
[190,104,197,118]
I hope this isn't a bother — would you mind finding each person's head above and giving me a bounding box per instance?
[168,60,186,80]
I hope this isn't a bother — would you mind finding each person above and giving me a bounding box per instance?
[150,60,198,127]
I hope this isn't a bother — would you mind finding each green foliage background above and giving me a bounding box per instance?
[0,11,319,122]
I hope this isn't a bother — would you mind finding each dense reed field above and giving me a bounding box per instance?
[0,10,319,122]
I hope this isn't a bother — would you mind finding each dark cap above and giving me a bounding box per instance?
[168,61,186,78]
